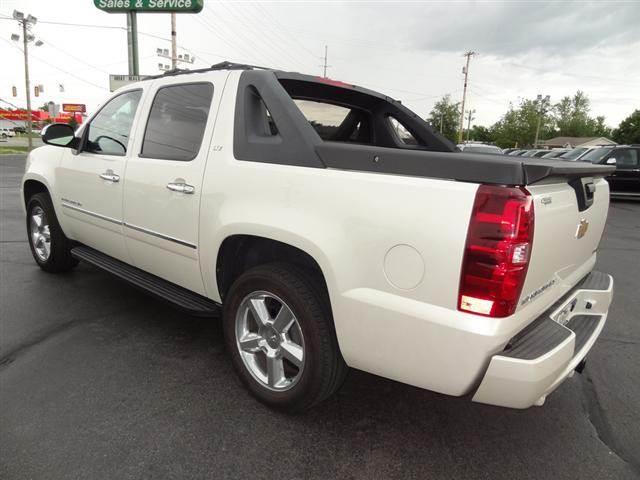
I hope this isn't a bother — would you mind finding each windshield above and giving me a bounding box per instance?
[578,147,614,163]
[463,145,502,154]
[559,148,588,160]
[542,150,566,158]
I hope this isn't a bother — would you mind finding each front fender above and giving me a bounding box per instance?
[21,145,65,220]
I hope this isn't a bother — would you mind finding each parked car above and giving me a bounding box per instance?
[1,128,16,138]
[502,148,518,155]
[559,146,605,161]
[579,145,639,197]
[457,143,503,155]
[22,62,614,411]
[541,149,570,159]
[12,126,26,134]
[521,149,549,158]
[508,149,528,156]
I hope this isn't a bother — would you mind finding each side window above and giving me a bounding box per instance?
[614,149,639,168]
[388,116,418,145]
[141,83,214,161]
[85,90,142,156]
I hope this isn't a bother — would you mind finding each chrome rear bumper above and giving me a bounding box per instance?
[472,271,613,408]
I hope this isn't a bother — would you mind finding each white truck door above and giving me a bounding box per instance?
[55,89,144,262]
[122,76,223,295]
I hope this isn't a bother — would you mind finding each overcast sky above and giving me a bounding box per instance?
[1,0,638,127]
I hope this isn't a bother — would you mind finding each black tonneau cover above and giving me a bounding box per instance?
[315,143,615,186]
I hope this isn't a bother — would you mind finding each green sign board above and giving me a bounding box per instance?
[94,0,203,13]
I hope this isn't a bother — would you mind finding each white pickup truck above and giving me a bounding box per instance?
[22,62,614,411]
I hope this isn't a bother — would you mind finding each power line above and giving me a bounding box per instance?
[200,3,287,69]
[217,0,313,72]
[1,37,108,91]
[249,1,319,67]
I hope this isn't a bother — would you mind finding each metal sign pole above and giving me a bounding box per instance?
[126,11,139,76]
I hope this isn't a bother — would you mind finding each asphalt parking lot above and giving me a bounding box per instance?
[1,153,638,479]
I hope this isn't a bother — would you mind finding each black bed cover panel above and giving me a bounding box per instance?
[315,143,615,186]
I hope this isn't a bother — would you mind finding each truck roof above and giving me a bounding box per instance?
[147,61,395,102]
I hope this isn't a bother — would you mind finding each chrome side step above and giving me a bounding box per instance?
[71,245,220,317]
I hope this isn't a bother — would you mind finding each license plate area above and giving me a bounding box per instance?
[553,298,578,326]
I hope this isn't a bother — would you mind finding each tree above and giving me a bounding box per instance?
[490,98,554,148]
[612,110,640,144]
[468,125,492,143]
[590,116,612,138]
[427,95,460,144]
[553,91,612,138]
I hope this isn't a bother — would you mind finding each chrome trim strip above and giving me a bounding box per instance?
[124,222,197,249]
[60,201,196,249]
[61,202,122,225]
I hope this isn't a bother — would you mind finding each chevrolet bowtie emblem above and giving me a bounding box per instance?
[576,219,589,239]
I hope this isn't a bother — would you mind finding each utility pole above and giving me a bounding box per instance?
[321,45,331,78]
[171,13,177,69]
[11,10,42,151]
[466,109,476,141]
[440,112,444,134]
[534,94,550,148]
[458,51,476,144]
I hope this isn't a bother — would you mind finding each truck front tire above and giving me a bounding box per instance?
[223,263,347,411]
[26,192,78,273]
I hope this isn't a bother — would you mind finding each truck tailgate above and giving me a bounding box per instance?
[518,176,610,312]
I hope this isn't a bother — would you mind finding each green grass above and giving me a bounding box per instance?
[0,146,30,154]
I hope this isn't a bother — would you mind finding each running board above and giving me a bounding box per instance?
[71,246,220,317]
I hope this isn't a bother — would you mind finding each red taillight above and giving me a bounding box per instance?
[458,185,534,317]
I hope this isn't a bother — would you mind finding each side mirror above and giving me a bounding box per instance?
[42,123,78,148]
[605,157,617,165]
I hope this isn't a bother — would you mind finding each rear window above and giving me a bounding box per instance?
[278,77,440,150]
[463,145,502,154]
[293,99,372,144]
[294,100,350,140]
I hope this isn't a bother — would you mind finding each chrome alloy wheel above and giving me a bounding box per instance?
[29,206,51,262]
[235,291,305,391]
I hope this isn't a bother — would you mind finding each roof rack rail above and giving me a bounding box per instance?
[148,61,274,79]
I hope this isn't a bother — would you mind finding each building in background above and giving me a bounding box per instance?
[0,108,84,130]
[541,136,616,149]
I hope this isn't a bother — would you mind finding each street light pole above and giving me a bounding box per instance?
[21,18,32,151]
[12,11,40,151]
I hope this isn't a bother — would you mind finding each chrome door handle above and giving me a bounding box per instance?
[99,171,120,182]
[166,182,195,194]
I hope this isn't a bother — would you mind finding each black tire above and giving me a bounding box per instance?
[26,192,78,273]
[223,263,348,412]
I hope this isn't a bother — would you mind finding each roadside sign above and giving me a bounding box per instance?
[94,0,203,13]
[62,104,87,113]
[109,74,150,92]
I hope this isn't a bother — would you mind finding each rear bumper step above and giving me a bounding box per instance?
[472,271,613,408]
[71,246,220,317]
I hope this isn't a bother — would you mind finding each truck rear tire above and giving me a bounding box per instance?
[223,262,347,412]
[26,192,78,273]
